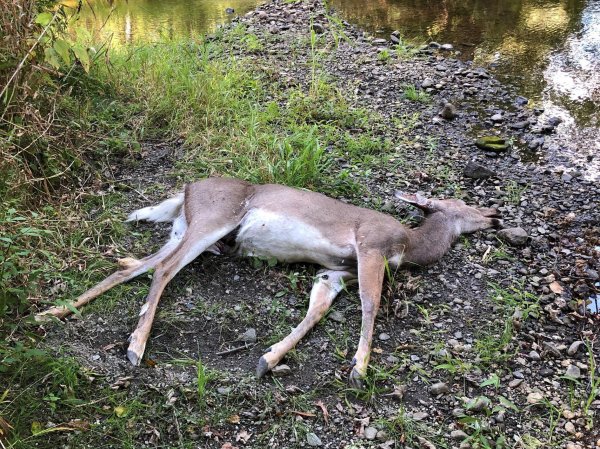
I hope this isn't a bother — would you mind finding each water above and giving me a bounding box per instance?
[76,0,263,45]
[330,0,600,177]
[78,0,600,176]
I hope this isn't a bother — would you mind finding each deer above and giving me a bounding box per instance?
[36,177,502,386]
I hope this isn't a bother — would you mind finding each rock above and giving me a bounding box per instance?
[565,364,580,379]
[379,332,390,341]
[364,426,378,440]
[306,432,322,446]
[372,38,388,45]
[497,227,529,246]
[528,137,544,149]
[376,430,388,441]
[475,136,509,152]
[547,116,563,127]
[238,328,257,343]
[509,378,524,388]
[440,43,453,50]
[527,391,544,404]
[564,421,576,434]
[411,411,429,421]
[422,77,434,88]
[428,41,441,49]
[430,382,450,395]
[515,96,529,106]
[272,364,292,377]
[567,340,584,356]
[390,34,401,44]
[450,430,469,440]
[440,102,457,120]
[510,120,530,130]
[490,113,503,122]
[528,350,541,361]
[466,396,491,413]
[217,387,232,395]
[463,161,495,179]
[311,23,325,34]
[257,11,268,20]
[225,7,235,14]
[329,310,346,323]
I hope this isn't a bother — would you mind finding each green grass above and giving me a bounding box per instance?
[403,84,431,103]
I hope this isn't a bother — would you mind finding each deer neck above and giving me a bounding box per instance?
[403,212,460,267]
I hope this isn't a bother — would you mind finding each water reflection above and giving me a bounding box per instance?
[330,0,598,175]
[76,0,264,45]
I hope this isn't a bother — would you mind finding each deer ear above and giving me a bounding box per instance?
[394,191,432,210]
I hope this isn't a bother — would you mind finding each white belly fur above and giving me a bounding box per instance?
[235,209,354,267]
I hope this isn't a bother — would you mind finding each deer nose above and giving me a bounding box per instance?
[491,218,504,229]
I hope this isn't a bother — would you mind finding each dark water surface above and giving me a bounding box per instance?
[79,0,600,176]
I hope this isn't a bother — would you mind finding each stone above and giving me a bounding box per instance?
[515,96,529,106]
[379,333,390,341]
[528,350,541,361]
[450,430,469,440]
[428,41,441,49]
[567,341,584,356]
[527,391,544,404]
[466,396,491,413]
[225,7,235,14]
[238,328,257,343]
[528,137,544,149]
[217,387,232,395]
[430,382,450,395]
[364,426,378,440]
[463,161,495,179]
[329,310,346,323]
[306,432,322,446]
[509,378,523,388]
[372,38,388,45]
[440,102,457,120]
[440,43,453,50]
[475,136,509,152]
[390,34,400,44]
[491,113,504,122]
[311,23,325,34]
[565,421,576,434]
[510,121,530,130]
[497,227,529,246]
[565,364,580,379]
[272,364,292,377]
[422,77,434,88]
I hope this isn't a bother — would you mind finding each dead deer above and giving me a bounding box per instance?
[37,177,501,386]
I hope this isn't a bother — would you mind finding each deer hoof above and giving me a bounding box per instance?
[348,368,365,389]
[127,349,143,366]
[256,356,270,378]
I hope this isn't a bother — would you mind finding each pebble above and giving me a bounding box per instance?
[528,350,541,361]
[364,426,378,440]
[272,364,292,377]
[379,333,390,341]
[509,378,523,388]
[412,411,429,421]
[498,227,529,246]
[565,364,580,379]
[430,382,450,395]
[466,396,491,413]
[567,340,584,356]
[238,328,257,343]
[217,387,232,395]
[329,310,346,323]
[311,23,325,34]
[422,77,434,88]
[527,391,544,404]
[463,161,495,179]
[564,421,576,434]
[450,430,469,440]
[306,432,322,447]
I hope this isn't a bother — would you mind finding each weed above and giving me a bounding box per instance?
[378,48,392,62]
[504,180,527,205]
[403,84,431,103]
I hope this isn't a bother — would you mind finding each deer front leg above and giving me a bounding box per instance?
[349,250,385,388]
[256,270,356,378]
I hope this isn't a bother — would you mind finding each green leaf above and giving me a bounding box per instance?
[53,39,71,65]
[114,405,128,417]
[72,44,90,72]
[35,12,53,26]
[480,373,500,388]
[44,47,61,69]
[498,395,519,412]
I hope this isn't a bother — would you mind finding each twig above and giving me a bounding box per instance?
[216,343,255,356]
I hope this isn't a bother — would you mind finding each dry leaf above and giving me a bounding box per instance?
[236,430,252,444]
[114,406,128,418]
[227,414,240,424]
[66,419,90,431]
[549,281,564,295]
[0,416,13,441]
[315,400,329,424]
[372,347,383,354]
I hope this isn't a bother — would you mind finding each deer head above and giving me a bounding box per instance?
[395,191,503,234]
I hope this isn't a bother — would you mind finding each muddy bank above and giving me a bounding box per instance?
[45,1,599,448]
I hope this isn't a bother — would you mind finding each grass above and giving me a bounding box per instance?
[403,84,431,103]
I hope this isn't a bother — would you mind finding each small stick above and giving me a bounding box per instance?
[216,343,254,356]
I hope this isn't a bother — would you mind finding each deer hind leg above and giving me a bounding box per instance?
[127,223,238,365]
[35,215,189,321]
[256,270,356,378]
